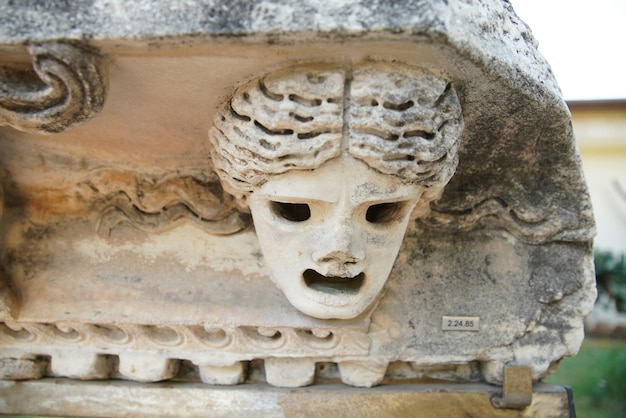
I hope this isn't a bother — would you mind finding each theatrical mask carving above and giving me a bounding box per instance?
[209,62,464,319]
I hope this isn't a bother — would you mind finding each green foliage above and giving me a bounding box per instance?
[595,250,626,312]
[545,339,626,418]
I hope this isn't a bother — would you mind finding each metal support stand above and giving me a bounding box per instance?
[491,365,534,409]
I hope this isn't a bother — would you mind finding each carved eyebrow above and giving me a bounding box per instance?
[352,187,423,204]
[256,193,336,204]
[357,195,419,206]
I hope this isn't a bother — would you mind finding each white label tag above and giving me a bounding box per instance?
[442,316,480,331]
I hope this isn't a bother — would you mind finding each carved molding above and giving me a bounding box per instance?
[0,320,486,387]
[77,169,251,236]
[424,197,561,244]
[420,194,594,244]
[0,321,370,358]
[0,42,107,134]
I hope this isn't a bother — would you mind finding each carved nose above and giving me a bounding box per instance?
[313,250,363,264]
[312,225,365,265]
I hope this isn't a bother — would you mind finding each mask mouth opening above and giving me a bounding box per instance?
[303,269,365,295]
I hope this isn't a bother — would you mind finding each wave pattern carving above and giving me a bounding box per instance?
[0,321,370,357]
[423,197,591,244]
[76,169,251,236]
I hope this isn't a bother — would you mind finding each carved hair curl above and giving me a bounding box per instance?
[209,62,463,216]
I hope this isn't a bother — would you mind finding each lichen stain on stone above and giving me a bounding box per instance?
[2,221,54,283]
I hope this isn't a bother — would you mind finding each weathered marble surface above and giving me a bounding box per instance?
[0,379,573,418]
[0,0,595,390]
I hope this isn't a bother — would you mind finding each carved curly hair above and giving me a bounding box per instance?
[209,62,463,217]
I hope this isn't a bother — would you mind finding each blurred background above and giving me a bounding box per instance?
[513,1,626,416]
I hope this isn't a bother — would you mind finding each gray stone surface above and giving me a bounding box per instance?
[0,1,559,102]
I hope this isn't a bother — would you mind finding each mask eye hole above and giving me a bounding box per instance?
[271,201,311,222]
[366,202,403,224]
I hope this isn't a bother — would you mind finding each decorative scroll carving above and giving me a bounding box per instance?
[422,196,592,244]
[0,321,370,357]
[423,198,557,243]
[77,169,251,236]
[0,320,494,387]
[0,319,489,387]
[0,42,107,134]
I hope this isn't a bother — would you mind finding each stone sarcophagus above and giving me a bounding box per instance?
[0,0,595,395]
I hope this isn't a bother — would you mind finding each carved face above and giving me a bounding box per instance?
[210,61,464,319]
[249,156,424,319]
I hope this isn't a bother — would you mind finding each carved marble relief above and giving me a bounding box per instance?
[210,62,463,319]
[80,169,250,236]
[0,29,595,391]
[0,321,370,383]
[0,42,107,134]
[0,41,106,322]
